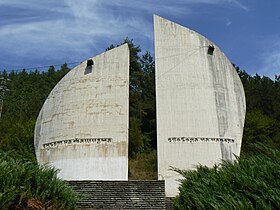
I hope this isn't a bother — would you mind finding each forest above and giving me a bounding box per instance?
[0,39,279,208]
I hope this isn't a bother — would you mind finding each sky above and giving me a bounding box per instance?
[0,0,280,77]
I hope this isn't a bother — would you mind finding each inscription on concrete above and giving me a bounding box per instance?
[168,137,235,143]
[43,138,112,149]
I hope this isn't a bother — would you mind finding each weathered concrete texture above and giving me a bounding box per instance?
[68,180,166,209]
[154,15,246,197]
[34,44,129,180]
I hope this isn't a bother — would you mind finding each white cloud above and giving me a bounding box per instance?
[259,40,280,78]
[0,0,250,70]
[260,51,280,78]
[226,18,232,26]
[229,0,249,11]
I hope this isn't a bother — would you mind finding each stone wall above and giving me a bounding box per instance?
[68,180,166,209]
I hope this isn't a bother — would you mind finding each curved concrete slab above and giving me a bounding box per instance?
[154,15,246,196]
[34,44,129,180]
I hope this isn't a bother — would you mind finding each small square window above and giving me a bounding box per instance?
[208,45,215,55]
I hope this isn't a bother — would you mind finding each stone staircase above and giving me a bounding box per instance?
[68,180,166,209]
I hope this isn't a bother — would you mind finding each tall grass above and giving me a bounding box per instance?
[0,152,79,209]
[129,149,157,180]
[173,144,280,210]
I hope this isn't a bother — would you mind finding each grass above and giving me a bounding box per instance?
[128,149,157,180]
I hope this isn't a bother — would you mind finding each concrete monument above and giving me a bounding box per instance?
[34,44,129,180]
[154,15,246,197]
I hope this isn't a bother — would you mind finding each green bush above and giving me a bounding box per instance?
[0,152,79,209]
[173,144,280,210]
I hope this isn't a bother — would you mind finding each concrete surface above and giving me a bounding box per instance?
[154,15,246,197]
[34,44,129,180]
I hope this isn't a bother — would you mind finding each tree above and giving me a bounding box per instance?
[0,65,70,161]
[242,109,275,155]
[235,66,280,154]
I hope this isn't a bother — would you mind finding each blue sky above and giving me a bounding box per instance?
[0,0,279,77]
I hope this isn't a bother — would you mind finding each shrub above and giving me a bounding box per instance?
[173,144,280,210]
[0,152,79,209]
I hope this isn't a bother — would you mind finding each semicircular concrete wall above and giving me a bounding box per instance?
[154,15,246,197]
[34,44,129,180]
